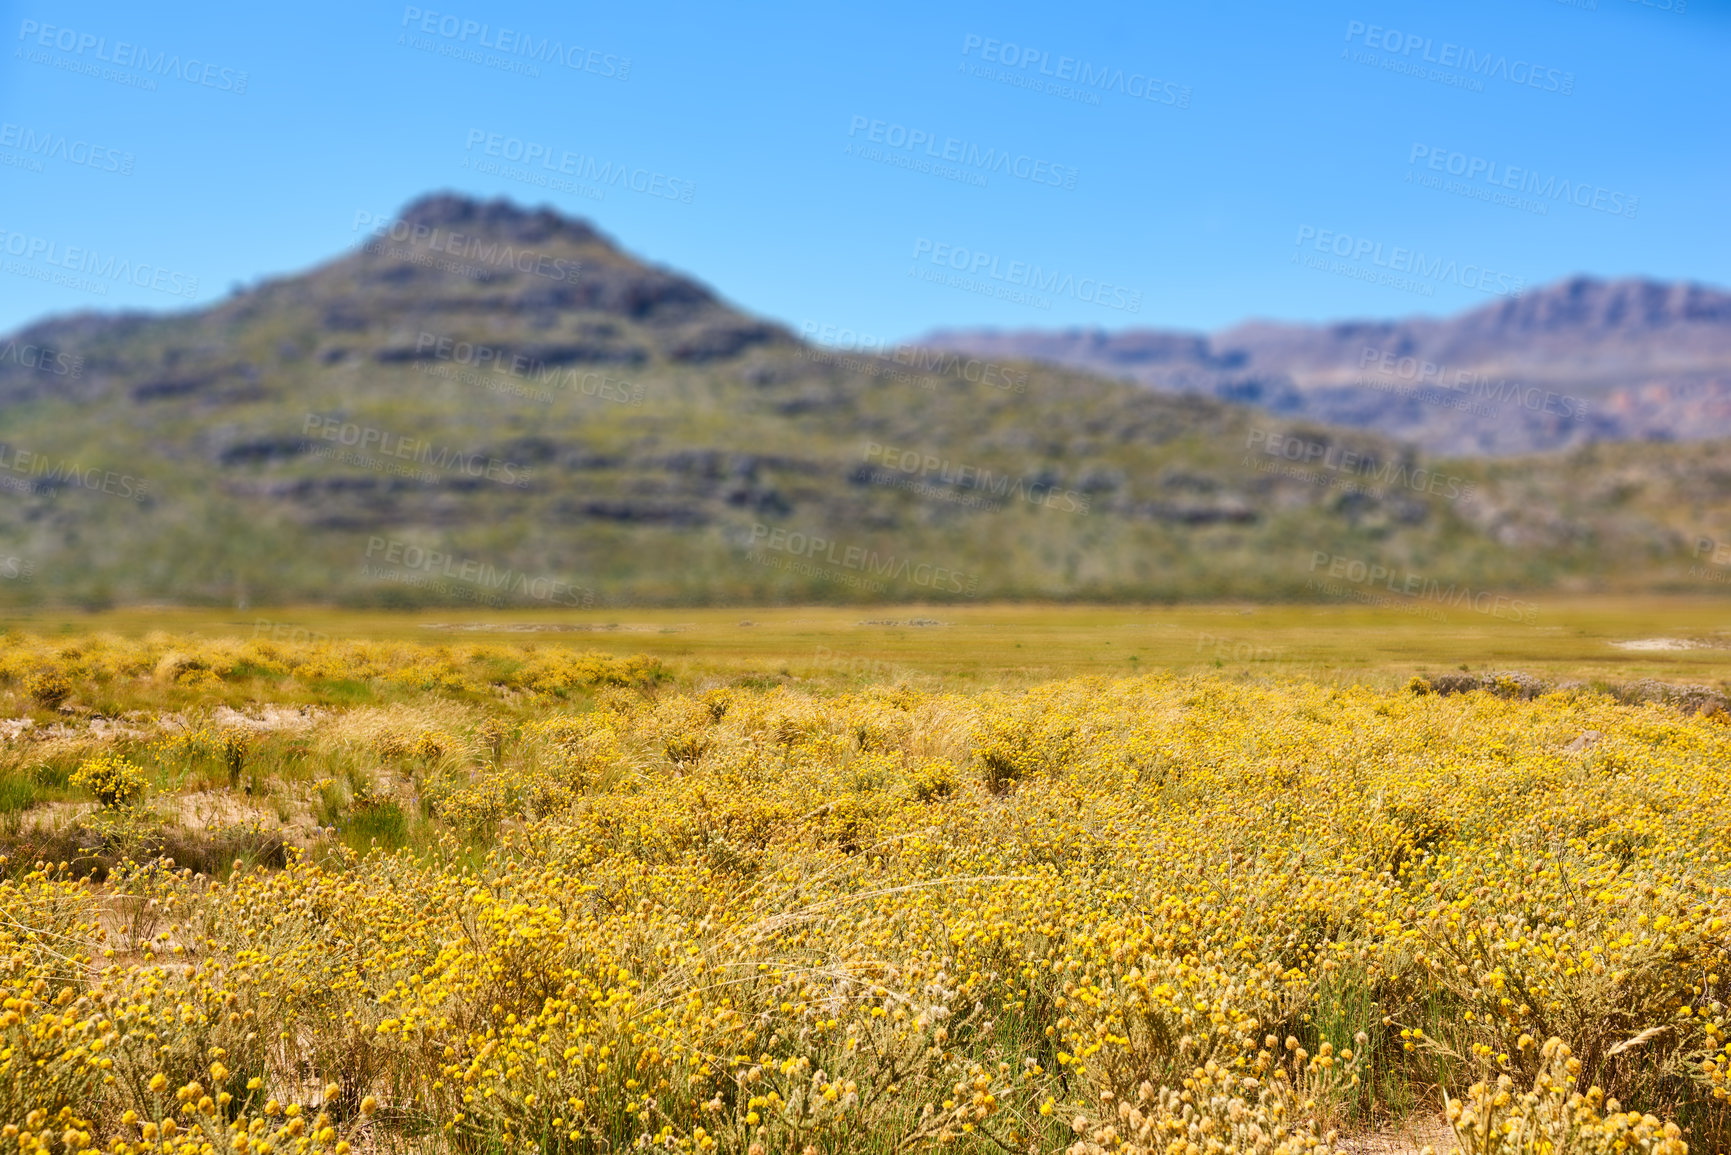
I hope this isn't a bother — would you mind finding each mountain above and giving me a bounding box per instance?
[921,277,1731,456]
[0,193,1726,609]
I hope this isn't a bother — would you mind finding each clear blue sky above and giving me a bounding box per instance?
[0,0,1724,341]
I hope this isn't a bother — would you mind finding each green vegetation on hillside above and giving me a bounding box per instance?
[0,195,1724,609]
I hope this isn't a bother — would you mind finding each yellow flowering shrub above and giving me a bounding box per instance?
[22,669,72,709]
[1446,1038,1687,1154]
[0,631,666,700]
[2,640,1730,1154]
[68,752,147,807]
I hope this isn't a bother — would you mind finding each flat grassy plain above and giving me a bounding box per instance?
[9,596,1731,688]
[2,602,1727,1155]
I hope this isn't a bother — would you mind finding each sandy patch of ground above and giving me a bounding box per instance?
[1341,1115,1453,1154]
[168,789,281,828]
[1,714,157,743]
[1610,638,1706,651]
[209,704,323,731]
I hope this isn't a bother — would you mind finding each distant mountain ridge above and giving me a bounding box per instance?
[2,192,1730,607]
[921,276,1731,455]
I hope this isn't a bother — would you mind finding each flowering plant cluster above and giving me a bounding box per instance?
[0,643,1725,1153]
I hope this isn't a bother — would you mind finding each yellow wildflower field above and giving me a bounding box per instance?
[0,631,1726,1154]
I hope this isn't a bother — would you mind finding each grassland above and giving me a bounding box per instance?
[1,611,1727,1154]
[9,597,1731,688]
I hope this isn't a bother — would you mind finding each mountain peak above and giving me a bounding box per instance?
[394,191,607,248]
